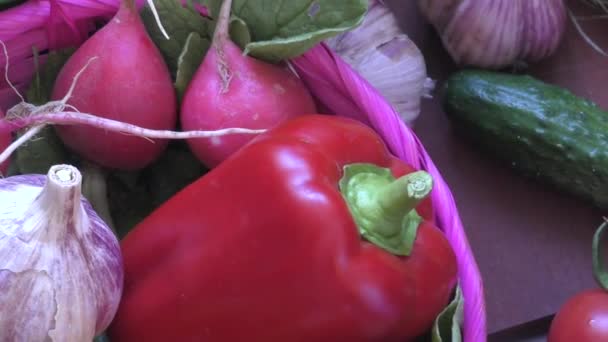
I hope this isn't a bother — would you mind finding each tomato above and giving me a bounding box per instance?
[548,289,608,341]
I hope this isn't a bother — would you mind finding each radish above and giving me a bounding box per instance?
[50,0,177,170]
[0,109,10,174]
[180,0,317,168]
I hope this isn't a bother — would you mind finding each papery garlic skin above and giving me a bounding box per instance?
[326,0,433,126]
[0,165,123,342]
[418,0,567,68]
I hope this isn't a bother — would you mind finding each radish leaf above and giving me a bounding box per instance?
[0,0,26,10]
[230,16,251,49]
[26,48,75,105]
[140,0,211,76]
[432,285,464,342]
[175,32,209,102]
[204,0,367,62]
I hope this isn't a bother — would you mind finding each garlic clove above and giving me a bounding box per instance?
[520,0,567,62]
[0,269,56,342]
[418,0,567,69]
[326,0,433,126]
[421,0,521,68]
[0,164,123,342]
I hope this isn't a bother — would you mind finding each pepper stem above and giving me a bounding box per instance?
[377,171,433,232]
[339,163,433,256]
[592,218,608,291]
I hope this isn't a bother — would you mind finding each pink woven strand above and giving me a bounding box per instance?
[47,0,96,50]
[292,43,487,342]
[0,1,50,39]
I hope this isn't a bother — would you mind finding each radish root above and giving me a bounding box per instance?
[146,0,170,40]
[0,125,44,165]
[0,112,265,165]
[0,39,25,103]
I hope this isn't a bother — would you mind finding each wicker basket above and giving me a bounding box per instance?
[0,1,486,340]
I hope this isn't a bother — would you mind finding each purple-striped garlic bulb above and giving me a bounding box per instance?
[418,0,567,69]
[0,164,123,341]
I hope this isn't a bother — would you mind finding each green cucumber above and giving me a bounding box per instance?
[443,69,608,209]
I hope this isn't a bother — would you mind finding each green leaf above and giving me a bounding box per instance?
[202,0,221,18]
[14,126,71,175]
[140,0,212,77]
[26,47,75,105]
[432,285,464,342]
[107,170,153,239]
[0,0,27,10]
[142,143,207,207]
[229,16,252,49]
[205,0,368,62]
[174,32,210,102]
[107,143,207,238]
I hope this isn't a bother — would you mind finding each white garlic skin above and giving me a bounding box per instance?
[0,165,123,342]
[418,0,567,68]
[326,0,433,126]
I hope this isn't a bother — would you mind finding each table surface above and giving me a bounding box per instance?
[385,0,608,338]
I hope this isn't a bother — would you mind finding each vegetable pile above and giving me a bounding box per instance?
[0,0,465,341]
[5,0,604,339]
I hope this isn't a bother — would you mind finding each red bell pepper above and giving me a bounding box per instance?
[108,114,458,341]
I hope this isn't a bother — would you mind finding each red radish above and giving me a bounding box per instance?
[180,0,317,168]
[51,0,177,170]
[0,109,10,174]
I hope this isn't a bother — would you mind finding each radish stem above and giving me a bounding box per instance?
[214,0,234,93]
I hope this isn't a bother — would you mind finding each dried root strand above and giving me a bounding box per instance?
[145,0,170,40]
[582,0,608,12]
[569,2,608,56]
[0,112,266,166]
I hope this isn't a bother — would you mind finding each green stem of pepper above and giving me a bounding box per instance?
[339,163,433,256]
[377,171,433,230]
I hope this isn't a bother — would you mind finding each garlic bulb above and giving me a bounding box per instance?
[0,164,123,341]
[325,0,434,127]
[418,0,567,69]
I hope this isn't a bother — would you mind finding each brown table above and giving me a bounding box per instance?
[385,0,608,339]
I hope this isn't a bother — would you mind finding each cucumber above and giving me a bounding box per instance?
[443,69,608,209]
